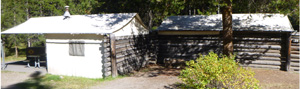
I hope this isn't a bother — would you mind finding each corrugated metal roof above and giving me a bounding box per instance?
[2,13,138,34]
[157,14,294,32]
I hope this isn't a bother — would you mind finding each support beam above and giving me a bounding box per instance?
[280,33,291,71]
[109,34,118,77]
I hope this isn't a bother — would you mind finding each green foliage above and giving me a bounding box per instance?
[1,0,100,57]
[179,52,260,89]
[150,0,185,23]
[1,0,299,57]
[38,74,124,89]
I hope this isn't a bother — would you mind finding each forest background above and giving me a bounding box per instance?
[1,0,299,58]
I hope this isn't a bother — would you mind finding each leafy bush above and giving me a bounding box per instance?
[179,52,260,89]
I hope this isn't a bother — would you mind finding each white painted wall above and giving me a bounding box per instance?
[44,17,148,78]
[113,17,148,36]
[45,34,105,78]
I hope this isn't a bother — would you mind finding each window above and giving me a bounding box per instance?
[69,41,85,56]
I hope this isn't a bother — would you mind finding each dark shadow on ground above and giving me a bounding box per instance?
[164,83,184,89]
[5,60,47,67]
[3,71,52,89]
[131,64,183,77]
[129,64,184,89]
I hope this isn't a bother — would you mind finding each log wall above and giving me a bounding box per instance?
[291,32,299,71]
[103,31,299,77]
[103,34,152,77]
[156,31,299,71]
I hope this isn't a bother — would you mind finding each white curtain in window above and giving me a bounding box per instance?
[69,41,85,56]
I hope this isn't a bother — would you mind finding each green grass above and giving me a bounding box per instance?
[16,74,125,89]
[4,55,26,62]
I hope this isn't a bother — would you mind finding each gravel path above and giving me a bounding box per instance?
[90,65,183,89]
[90,66,299,89]
[1,63,299,89]
[253,68,299,89]
[90,76,181,89]
[1,71,31,88]
[1,62,47,89]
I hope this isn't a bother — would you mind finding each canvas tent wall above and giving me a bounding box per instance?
[2,13,149,78]
[155,14,296,71]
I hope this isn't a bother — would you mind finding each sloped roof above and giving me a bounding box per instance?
[157,14,294,32]
[2,13,143,34]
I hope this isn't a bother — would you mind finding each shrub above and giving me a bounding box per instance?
[179,52,260,89]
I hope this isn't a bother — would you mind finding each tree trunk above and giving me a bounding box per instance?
[14,41,18,58]
[27,38,31,47]
[26,0,29,20]
[13,9,16,26]
[222,0,233,57]
[148,10,153,30]
[40,2,43,16]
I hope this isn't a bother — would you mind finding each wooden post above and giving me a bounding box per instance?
[109,34,118,77]
[280,33,291,71]
[286,33,291,71]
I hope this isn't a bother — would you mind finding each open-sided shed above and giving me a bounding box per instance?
[155,14,295,71]
[2,13,149,78]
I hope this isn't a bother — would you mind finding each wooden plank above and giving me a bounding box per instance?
[115,39,135,45]
[158,31,220,35]
[290,67,299,71]
[236,56,281,61]
[104,67,112,72]
[115,35,134,40]
[234,45,281,50]
[234,49,280,53]
[291,46,299,51]
[233,31,282,38]
[158,36,220,40]
[233,38,281,42]
[104,71,112,77]
[116,48,136,55]
[116,52,142,59]
[242,60,281,66]
[240,64,280,69]
[291,39,299,43]
[115,43,135,50]
[290,63,299,67]
[104,62,111,67]
[233,41,281,45]
[291,59,299,62]
[236,53,281,57]
[291,43,299,46]
[291,55,299,59]
[158,40,221,44]
[110,34,118,78]
[160,43,221,47]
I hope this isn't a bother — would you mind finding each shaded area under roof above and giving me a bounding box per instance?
[2,13,138,34]
[157,14,294,32]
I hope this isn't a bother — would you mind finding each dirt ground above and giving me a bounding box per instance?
[253,68,299,89]
[1,64,299,89]
[91,65,299,89]
[1,71,31,88]
[90,65,182,89]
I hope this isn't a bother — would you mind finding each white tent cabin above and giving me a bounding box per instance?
[2,13,149,78]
